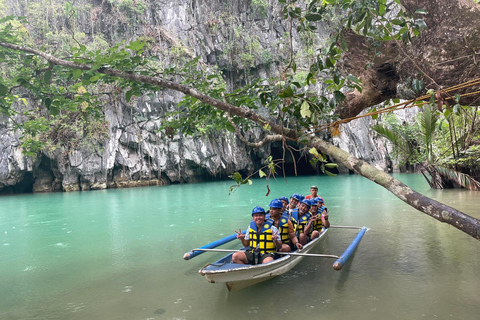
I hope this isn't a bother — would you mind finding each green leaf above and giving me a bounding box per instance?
[259,169,266,178]
[325,163,338,169]
[305,13,322,21]
[414,19,427,29]
[300,100,312,118]
[278,86,294,98]
[325,170,337,177]
[44,70,52,83]
[44,98,52,109]
[0,83,7,96]
[347,75,360,84]
[391,19,404,26]
[309,147,319,157]
[126,90,134,102]
[412,78,423,93]
[454,93,461,103]
[72,69,82,80]
[415,9,428,15]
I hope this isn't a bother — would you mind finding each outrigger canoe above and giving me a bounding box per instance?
[184,226,367,291]
[199,228,329,291]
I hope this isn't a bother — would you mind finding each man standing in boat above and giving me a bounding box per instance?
[305,186,318,199]
[232,206,283,265]
[267,199,303,252]
[305,186,325,205]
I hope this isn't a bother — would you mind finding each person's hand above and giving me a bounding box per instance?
[271,232,278,242]
[295,242,303,250]
[235,229,245,239]
[323,210,329,221]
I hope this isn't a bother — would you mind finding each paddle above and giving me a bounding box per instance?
[183,230,246,260]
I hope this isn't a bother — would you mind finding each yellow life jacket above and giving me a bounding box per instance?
[249,218,276,254]
[289,208,299,232]
[311,214,324,233]
[296,212,312,235]
[310,205,326,233]
[276,215,291,245]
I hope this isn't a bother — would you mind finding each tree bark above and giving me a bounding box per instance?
[308,136,480,240]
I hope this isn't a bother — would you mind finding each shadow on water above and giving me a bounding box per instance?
[334,246,358,292]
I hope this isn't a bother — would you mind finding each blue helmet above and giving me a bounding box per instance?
[309,198,319,206]
[290,193,301,201]
[300,199,311,207]
[252,206,266,215]
[279,196,288,202]
[269,199,283,209]
[316,197,324,204]
[298,194,305,202]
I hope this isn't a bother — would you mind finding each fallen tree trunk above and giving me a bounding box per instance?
[308,136,480,240]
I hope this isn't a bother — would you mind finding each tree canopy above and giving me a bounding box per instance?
[0,0,479,240]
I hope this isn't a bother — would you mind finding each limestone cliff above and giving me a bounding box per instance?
[0,0,397,193]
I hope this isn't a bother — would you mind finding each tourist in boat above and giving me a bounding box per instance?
[296,199,314,245]
[278,196,289,215]
[286,193,301,231]
[304,198,329,242]
[268,199,303,252]
[232,206,283,265]
[288,193,300,210]
[315,197,326,215]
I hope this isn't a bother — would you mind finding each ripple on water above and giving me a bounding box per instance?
[122,286,133,293]
[23,266,36,272]
[66,302,85,313]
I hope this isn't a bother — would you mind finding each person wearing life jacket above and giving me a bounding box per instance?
[268,199,303,252]
[278,196,289,215]
[305,198,329,241]
[232,206,282,265]
[315,197,327,216]
[288,193,301,212]
[296,199,313,245]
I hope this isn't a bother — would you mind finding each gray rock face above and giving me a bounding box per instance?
[0,0,402,193]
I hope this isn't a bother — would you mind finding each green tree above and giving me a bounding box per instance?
[1,0,480,240]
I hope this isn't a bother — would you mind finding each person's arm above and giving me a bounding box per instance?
[235,228,250,247]
[288,221,303,250]
[304,215,316,234]
[321,210,330,228]
[271,226,282,250]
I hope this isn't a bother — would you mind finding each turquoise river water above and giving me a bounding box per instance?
[1,174,479,320]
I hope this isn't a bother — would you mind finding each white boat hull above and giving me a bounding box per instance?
[200,229,328,291]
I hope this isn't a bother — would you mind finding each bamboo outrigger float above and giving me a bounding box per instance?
[184,226,367,291]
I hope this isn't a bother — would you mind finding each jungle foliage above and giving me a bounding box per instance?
[1,1,480,238]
